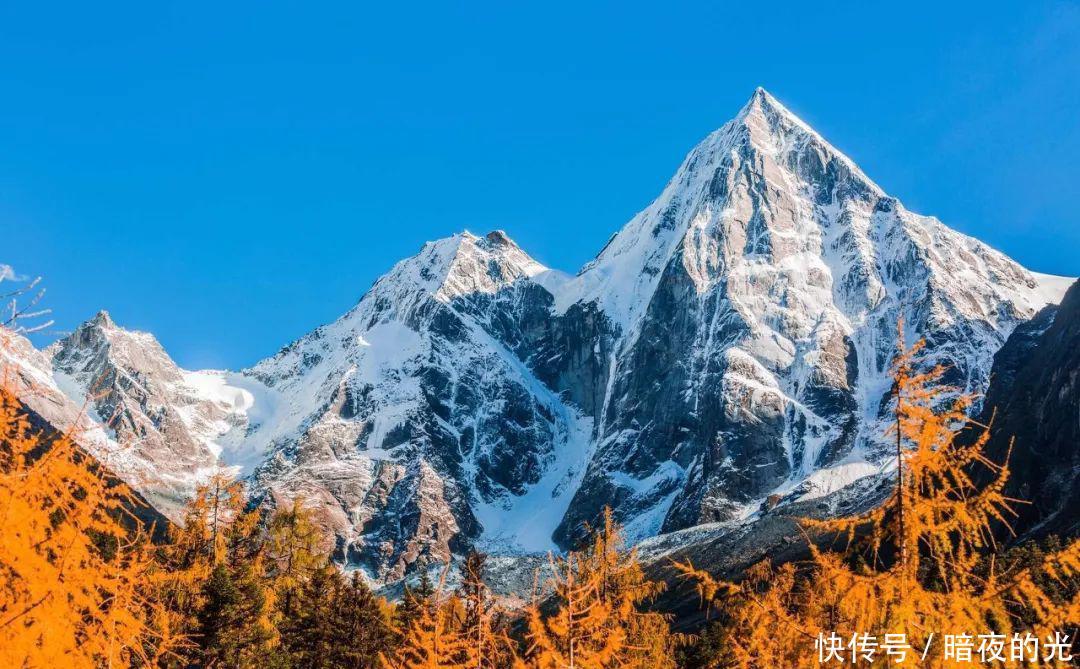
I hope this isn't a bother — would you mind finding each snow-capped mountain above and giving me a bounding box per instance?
[0,314,247,519]
[238,230,592,577]
[5,88,1072,581]
[45,311,256,517]
[546,88,1058,546]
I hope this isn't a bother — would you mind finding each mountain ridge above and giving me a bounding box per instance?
[973,279,1080,538]
[4,88,1073,581]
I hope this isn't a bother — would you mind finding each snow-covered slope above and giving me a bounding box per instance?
[548,88,1060,545]
[1,318,241,520]
[1032,272,1075,305]
[6,88,1070,580]
[41,311,253,518]
[236,231,592,577]
[1,327,122,469]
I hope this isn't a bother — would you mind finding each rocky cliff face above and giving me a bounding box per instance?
[546,88,1055,546]
[238,231,593,577]
[5,88,1070,581]
[0,319,236,520]
[31,312,253,517]
[974,279,1080,537]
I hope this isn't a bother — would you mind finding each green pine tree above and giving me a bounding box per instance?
[197,561,278,667]
[278,563,337,668]
[327,570,398,668]
[279,563,397,668]
[395,568,436,640]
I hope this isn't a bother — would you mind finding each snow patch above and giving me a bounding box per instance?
[1032,272,1075,305]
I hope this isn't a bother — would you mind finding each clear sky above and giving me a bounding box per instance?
[2,1,1077,369]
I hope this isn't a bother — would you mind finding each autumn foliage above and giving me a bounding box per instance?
[0,356,182,666]
[380,509,677,669]
[675,332,1080,667]
[0,334,397,668]
[2,322,1079,668]
[522,509,678,669]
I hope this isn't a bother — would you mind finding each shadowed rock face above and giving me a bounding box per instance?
[974,280,1080,538]
[7,89,1067,581]
[548,88,1054,547]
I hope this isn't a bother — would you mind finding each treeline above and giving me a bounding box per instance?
[154,472,682,668]
[0,366,680,668]
[2,333,1080,668]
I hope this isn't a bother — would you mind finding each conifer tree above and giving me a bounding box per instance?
[197,563,239,663]
[396,568,437,638]
[525,551,621,669]
[153,477,224,667]
[280,563,397,669]
[159,471,279,668]
[383,571,468,669]
[459,551,517,669]
[524,509,675,669]
[0,349,187,667]
[266,499,326,619]
[583,509,676,669]
[676,332,1080,668]
[198,559,278,667]
[278,562,337,667]
[326,570,399,668]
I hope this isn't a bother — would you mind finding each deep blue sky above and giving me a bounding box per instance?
[3,1,1077,369]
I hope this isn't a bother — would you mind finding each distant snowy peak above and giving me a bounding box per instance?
[48,310,183,388]
[562,87,1055,333]
[44,311,252,518]
[247,228,553,392]
[437,230,549,301]
[545,87,1062,545]
[369,230,548,307]
[558,88,876,330]
[734,87,885,196]
[233,229,590,577]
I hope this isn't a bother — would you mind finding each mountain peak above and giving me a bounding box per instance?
[483,229,513,247]
[89,309,115,329]
[360,229,549,316]
[459,228,521,251]
[736,86,800,125]
[748,86,779,115]
[728,88,885,198]
[436,229,547,301]
[78,310,150,342]
[61,310,166,365]
[748,85,778,106]
[732,87,831,152]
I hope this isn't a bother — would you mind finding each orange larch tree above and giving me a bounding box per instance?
[265,498,329,620]
[459,551,518,669]
[382,571,470,669]
[676,332,1080,667]
[524,509,676,669]
[0,339,183,668]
